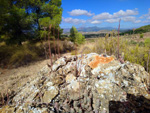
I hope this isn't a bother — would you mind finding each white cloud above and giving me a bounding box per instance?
[62,17,86,24]
[121,16,141,23]
[139,8,150,19]
[139,15,146,19]
[68,9,94,16]
[63,8,141,25]
[93,9,138,20]
[104,16,141,23]
[91,20,102,24]
[105,18,120,23]
[139,14,149,19]
[122,16,136,22]
[113,9,138,18]
[147,16,150,19]
[93,13,112,20]
[143,20,150,23]
[134,20,141,23]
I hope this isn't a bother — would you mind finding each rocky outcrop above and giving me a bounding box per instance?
[0,53,150,113]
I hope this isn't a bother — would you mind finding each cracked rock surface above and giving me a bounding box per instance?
[0,53,150,113]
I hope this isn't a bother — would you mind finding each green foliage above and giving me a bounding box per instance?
[70,26,78,42]
[135,25,150,33]
[144,38,150,48]
[39,17,52,28]
[105,33,109,39]
[140,33,144,38]
[1,5,34,45]
[139,41,145,46]
[75,33,85,44]
[70,26,85,44]
[0,0,62,45]
[84,33,106,38]
[129,40,137,45]
[121,25,150,35]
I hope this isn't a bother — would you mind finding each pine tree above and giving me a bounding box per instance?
[70,26,85,44]
[0,0,62,45]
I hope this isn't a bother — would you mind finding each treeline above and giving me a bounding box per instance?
[84,33,107,38]
[0,0,62,45]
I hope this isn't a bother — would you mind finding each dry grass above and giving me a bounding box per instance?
[77,34,150,72]
[0,40,74,68]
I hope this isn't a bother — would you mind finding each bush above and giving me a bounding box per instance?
[140,33,144,38]
[129,40,137,45]
[70,26,85,44]
[139,41,145,46]
[144,38,150,48]
[75,32,85,44]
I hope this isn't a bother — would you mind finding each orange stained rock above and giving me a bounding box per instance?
[88,55,114,69]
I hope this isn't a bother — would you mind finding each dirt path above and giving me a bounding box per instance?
[0,53,71,94]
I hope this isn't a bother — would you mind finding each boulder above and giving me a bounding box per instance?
[0,53,150,113]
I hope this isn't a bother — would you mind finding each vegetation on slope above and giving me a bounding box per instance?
[77,34,150,72]
[121,25,150,35]
[0,40,74,68]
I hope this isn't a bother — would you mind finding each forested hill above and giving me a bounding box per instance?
[121,25,150,35]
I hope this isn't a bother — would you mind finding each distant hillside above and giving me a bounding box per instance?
[78,26,115,32]
[63,26,129,33]
[121,25,150,35]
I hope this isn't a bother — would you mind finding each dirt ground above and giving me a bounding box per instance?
[0,53,71,95]
[0,59,50,94]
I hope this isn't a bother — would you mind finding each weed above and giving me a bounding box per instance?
[57,28,60,58]
[48,25,52,66]
[117,19,121,58]
[140,33,144,38]
[78,36,150,72]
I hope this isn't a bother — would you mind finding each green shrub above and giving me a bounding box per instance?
[144,38,150,48]
[70,26,85,44]
[75,32,85,44]
[129,40,137,45]
[140,33,144,38]
[139,41,145,46]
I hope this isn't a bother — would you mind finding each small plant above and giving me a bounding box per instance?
[129,40,137,45]
[139,41,145,46]
[140,33,144,38]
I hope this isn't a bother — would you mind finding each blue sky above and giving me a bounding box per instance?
[60,0,150,29]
